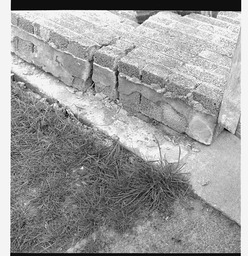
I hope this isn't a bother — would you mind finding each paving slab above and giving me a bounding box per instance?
[11,54,241,225]
[183,131,241,224]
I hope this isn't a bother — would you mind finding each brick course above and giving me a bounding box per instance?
[11,10,241,144]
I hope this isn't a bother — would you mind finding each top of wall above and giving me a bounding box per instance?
[11,10,241,116]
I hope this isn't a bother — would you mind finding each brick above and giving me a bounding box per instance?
[118,55,146,79]
[141,20,233,57]
[164,48,230,75]
[186,112,217,145]
[141,63,172,88]
[198,50,232,69]
[93,39,136,71]
[187,13,240,34]
[17,37,34,56]
[177,64,227,90]
[192,83,224,115]
[154,12,238,42]
[217,15,240,25]
[139,96,163,122]
[217,11,241,22]
[12,26,91,91]
[72,77,85,91]
[118,74,162,103]
[12,11,99,61]
[33,11,119,46]
[141,63,198,96]
[119,92,141,113]
[11,12,19,26]
[75,10,138,29]
[92,63,117,99]
[160,101,188,133]
[12,12,36,34]
[147,15,236,55]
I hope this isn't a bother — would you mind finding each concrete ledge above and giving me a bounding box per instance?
[11,54,240,225]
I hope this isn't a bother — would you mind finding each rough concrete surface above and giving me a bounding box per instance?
[11,54,241,227]
[183,131,241,225]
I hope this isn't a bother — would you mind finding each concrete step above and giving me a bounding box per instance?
[11,10,241,145]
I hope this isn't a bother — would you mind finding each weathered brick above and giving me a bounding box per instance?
[118,55,146,79]
[119,92,141,113]
[217,11,241,22]
[198,50,232,69]
[118,74,162,102]
[94,46,124,70]
[92,63,117,99]
[11,25,91,91]
[139,96,163,123]
[73,10,138,31]
[187,13,240,34]
[186,112,217,145]
[11,12,19,26]
[217,15,240,25]
[192,83,224,115]
[160,101,188,133]
[181,15,239,42]
[12,11,99,61]
[12,12,36,34]
[147,15,236,55]
[33,11,119,46]
[16,37,34,58]
[141,20,233,57]
[141,63,171,88]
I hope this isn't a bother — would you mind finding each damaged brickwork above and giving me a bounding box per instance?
[11,10,241,145]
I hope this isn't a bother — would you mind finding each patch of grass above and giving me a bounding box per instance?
[11,81,192,253]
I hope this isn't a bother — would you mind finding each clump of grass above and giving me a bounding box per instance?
[11,81,191,253]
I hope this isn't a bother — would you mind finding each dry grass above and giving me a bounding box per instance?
[11,80,192,253]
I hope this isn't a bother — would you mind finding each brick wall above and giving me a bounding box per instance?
[11,10,241,144]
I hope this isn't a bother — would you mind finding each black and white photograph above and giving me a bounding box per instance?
[8,6,244,254]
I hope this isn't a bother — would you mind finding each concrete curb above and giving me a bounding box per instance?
[11,54,241,225]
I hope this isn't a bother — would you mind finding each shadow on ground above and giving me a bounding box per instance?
[68,196,240,253]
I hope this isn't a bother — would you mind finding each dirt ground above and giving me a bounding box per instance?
[67,196,240,253]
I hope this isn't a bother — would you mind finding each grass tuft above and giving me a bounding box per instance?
[11,81,192,253]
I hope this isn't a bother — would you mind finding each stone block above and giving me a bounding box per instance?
[119,92,141,113]
[187,13,240,34]
[141,20,233,57]
[186,111,217,145]
[118,55,146,79]
[12,11,99,61]
[160,102,188,133]
[217,15,240,25]
[92,63,117,100]
[34,11,118,46]
[139,96,163,123]
[198,50,232,69]
[118,74,162,103]
[217,11,241,21]
[148,13,236,55]
[11,26,91,91]
[181,15,239,42]
[16,37,34,56]
[192,83,223,116]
